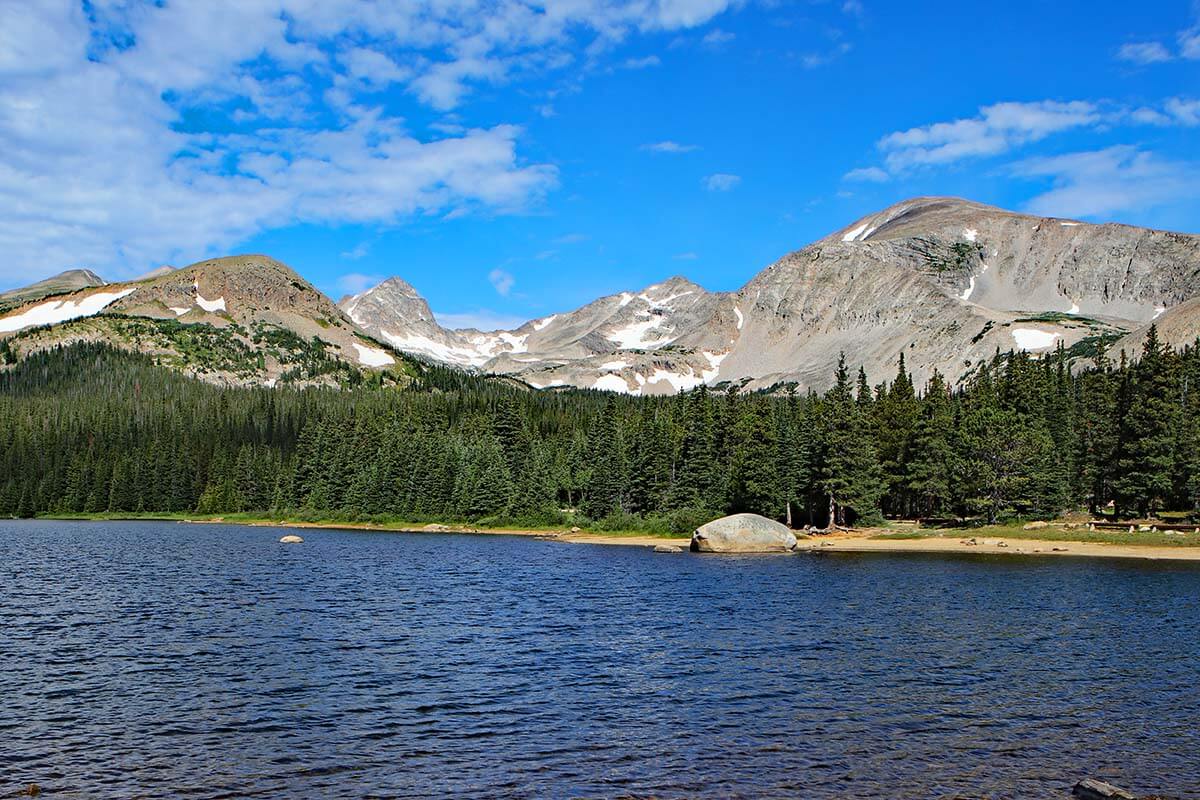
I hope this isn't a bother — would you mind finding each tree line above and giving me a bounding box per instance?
[1,328,1198,530]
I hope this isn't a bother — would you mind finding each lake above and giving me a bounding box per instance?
[2,520,1198,799]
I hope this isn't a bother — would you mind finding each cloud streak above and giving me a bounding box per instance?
[1015,146,1200,219]
[704,173,741,191]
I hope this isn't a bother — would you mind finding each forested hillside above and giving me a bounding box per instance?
[2,330,1199,529]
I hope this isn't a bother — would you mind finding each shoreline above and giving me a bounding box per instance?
[26,514,1200,561]
[798,533,1200,562]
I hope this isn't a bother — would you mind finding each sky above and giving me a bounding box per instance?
[1,0,1198,330]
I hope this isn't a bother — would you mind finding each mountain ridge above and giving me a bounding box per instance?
[4,196,1199,393]
[342,196,1200,393]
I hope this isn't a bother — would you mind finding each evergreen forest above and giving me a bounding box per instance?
[2,327,1198,532]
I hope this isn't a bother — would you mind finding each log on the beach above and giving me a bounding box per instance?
[1072,778,1137,800]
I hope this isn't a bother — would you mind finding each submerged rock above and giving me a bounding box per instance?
[279,534,304,544]
[690,513,797,553]
[1071,778,1137,799]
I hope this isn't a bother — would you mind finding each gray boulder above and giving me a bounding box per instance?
[690,513,798,553]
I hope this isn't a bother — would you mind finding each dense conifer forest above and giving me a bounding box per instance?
[2,329,1199,530]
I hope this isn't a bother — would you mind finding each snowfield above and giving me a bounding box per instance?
[352,343,395,367]
[1011,328,1061,351]
[0,287,136,333]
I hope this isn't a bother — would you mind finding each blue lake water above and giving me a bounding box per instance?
[1,520,1198,799]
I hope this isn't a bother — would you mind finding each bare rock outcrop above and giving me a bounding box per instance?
[690,513,798,553]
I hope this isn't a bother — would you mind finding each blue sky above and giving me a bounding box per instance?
[1,0,1198,329]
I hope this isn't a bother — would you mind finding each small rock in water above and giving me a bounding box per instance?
[279,534,304,544]
[653,544,683,553]
[1071,777,1137,799]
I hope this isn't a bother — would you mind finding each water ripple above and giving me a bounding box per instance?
[1,521,1198,798]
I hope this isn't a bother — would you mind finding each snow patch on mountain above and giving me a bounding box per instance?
[607,315,671,348]
[842,223,870,242]
[352,343,394,367]
[0,287,136,333]
[1011,328,1061,351]
[594,374,629,392]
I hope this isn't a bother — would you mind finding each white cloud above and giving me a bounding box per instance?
[1164,97,1200,125]
[1117,41,1173,64]
[0,0,746,288]
[642,140,701,153]
[340,243,372,261]
[489,268,515,296]
[673,251,699,260]
[879,100,1101,170]
[843,166,890,183]
[1180,27,1200,59]
[704,173,741,191]
[702,29,736,46]
[554,233,590,244]
[800,42,852,69]
[337,272,383,294]
[1015,146,1200,219]
[435,308,527,331]
[623,55,662,69]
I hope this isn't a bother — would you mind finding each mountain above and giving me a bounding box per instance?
[0,268,106,313]
[0,255,406,386]
[341,274,739,392]
[4,197,1198,394]
[342,197,1200,393]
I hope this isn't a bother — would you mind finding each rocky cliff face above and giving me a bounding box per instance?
[342,197,1200,393]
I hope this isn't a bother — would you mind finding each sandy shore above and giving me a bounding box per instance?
[798,533,1200,562]
[181,517,1200,561]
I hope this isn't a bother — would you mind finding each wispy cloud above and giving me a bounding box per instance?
[800,42,852,69]
[622,55,661,69]
[704,173,741,191]
[879,100,1102,170]
[673,252,699,260]
[702,29,736,47]
[1117,41,1173,64]
[553,233,590,244]
[1183,27,1200,58]
[1015,146,1200,219]
[642,140,701,154]
[340,242,371,260]
[843,166,890,183]
[488,268,515,296]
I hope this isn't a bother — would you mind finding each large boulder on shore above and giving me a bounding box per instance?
[690,513,798,553]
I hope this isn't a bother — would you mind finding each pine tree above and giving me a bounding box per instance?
[820,355,885,527]
[1113,326,1178,516]
[906,370,955,518]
